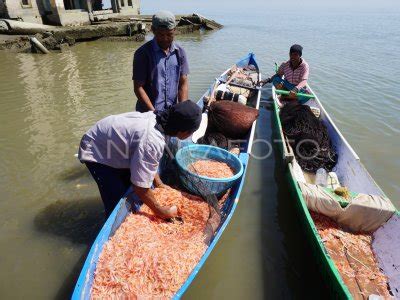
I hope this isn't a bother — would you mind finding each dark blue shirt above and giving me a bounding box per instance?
[133,38,189,112]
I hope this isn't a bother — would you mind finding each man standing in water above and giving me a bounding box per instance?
[133,11,189,112]
[262,44,310,104]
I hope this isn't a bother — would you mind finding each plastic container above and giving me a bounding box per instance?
[175,145,244,196]
[216,90,247,105]
[315,168,327,187]
[215,84,247,105]
[327,172,341,190]
[310,106,321,118]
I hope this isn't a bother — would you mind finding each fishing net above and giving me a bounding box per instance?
[280,102,337,172]
[198,132,229,149]
[208,100,259,139]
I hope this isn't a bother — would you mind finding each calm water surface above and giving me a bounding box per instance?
[0,1,399,299]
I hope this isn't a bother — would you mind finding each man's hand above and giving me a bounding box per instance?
[275,82,284,90]
[133,185,177,219]
[159,205,178,219]
[288,87,298,99]
[259,77,272,86]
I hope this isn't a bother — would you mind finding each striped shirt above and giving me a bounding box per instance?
[278,59,309,90]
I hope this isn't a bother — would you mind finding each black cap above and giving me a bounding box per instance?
[156,100,202,135]
[290,44,303,56]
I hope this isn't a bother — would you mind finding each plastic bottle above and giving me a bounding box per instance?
[327,172,341,190]
[238,95,247,105]
[315,168,327,187]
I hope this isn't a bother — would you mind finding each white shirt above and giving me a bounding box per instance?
[78,112,166,188]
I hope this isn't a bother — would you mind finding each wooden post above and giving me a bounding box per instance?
[111,0,120,13]
[86,0,93,22]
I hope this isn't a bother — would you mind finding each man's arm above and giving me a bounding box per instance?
[295,63,309,91]
[178,47,189,102]
[178,75,188,102]
[133,185,177,219]
[260,63,285,86]
[133,47,155,111]
[294,78,308,91]
[134,81,155,111]
[153,173,165,188]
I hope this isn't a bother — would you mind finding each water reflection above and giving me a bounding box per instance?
[17,54,57,158]
[58,165,91,182]
[34,197,104,245]
[62,50,86,110]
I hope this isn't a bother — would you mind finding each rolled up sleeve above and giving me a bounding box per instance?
[133,48,148,83]
[179,48,190,76]
[130,138,164,188]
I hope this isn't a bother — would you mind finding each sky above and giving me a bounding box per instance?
[100,0,400,13]
[139,0,400,14]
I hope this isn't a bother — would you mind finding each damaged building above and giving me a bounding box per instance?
[0,0,140,26]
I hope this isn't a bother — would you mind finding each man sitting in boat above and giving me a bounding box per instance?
[78,101,202,218]
[262,44,311,104]
[133,11,189,112]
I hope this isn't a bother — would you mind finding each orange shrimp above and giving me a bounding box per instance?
[91,185,227,299]
[188,160,235,178]
[310,212,392,298]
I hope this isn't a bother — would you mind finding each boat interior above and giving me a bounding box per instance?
[273,86,399,299]
[73,54,263,299]
[282,94,384,197]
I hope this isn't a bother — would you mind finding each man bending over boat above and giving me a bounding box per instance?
[78,101,202,218]
[261,44,311,104]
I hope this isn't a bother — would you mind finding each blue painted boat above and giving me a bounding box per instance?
[72,53,261,299]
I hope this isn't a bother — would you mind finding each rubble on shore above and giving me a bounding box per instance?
[0,14,222,53]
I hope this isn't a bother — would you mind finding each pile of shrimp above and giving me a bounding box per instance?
[311,212,392,298]
[189,159,235,178]
[91,186,225,299]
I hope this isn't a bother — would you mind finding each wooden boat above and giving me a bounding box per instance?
[72,53,261,299]
[271,83,399,299]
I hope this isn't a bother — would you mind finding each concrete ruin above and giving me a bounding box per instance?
[0,0,140,26]
[0,14,223,53]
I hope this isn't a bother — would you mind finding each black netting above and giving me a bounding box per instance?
[198,132,228,149]
[280,102,338,172]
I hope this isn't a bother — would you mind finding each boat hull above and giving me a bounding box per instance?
[271,93,353,299]
[272,80,400,298]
